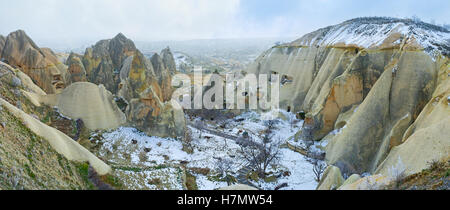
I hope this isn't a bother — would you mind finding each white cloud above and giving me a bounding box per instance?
[0,0,241,42]
[0,0,448,47]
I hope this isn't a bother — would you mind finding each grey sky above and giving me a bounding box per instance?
[0,0,448,47]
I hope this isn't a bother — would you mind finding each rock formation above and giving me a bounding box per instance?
[68,33,185,138]
[316,166,344,190]
[245,17,450,177]
[0,30,184,137]
[150,52,174,102]
[0,97,111,175]
[374,67,450,177]
[339,174,362,188]
[0,35,5,56]
[338,174,392,190]
[81,33,137,93]
[161,47,177,75]
[118,50,185,138]
[65,52,87,83]
[0,30,69,94]
[0,61,111,177]
[38,82,127,130]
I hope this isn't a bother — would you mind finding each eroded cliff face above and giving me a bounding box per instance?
[150,52,174,102]
[0,61,111,189]
[245,17,450,176]
[65,52,87,83]
[1,30,184,139]
[119,51,185,138]
[0,35,5,55]
[82,33,137,93]
[0,30,69,94]
[161,47,177,75]
[375,62,450,176]
[72,33,185,138]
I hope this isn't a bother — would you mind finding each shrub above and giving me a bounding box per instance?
[238,123,282,179]
[312,161,326,182]
[216,157,233,178]
[388,157,407,189]
[148,178,162,185]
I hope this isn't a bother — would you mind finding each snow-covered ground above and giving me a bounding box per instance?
[98,127,189,166]
[296,17,450,58]
[95,110,319,190]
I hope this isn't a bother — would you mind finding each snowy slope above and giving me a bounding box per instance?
[292,17,450,56]
[96,111,318,190]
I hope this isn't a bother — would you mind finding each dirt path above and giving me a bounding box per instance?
[188,123,239,141]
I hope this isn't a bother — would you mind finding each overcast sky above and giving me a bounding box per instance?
[0,0,449,46]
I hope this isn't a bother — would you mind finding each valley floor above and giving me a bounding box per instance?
[90,111,319,190]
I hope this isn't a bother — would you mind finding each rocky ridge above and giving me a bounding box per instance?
[0,30,69,94]
[0,61,111,189]
[1,30,185,139]
[243,17,449,189]
[71,33,184,138]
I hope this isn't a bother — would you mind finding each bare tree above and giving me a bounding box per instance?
[239,141,281,179]
[216,157,234,178]
[312,160,326,182]
[262,120,277,144]
[239,121,282,178]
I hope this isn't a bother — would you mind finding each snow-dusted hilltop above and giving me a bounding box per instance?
[290,17,450,56]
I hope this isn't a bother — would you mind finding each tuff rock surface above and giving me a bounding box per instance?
[245,17,450,178]
[72,33,185,138]
[0,30,69,93]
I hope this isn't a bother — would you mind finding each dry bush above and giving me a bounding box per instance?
[388,157,407,189]
[239,122,282,178]
[182,129,194,154]
[216,157,234,177]
[138,151,148,162]
[148,178,162,185]
[312,160,326,182]
[189,167,211,176]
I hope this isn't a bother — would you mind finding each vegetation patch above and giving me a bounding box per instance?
[112,165,143,172]
[75,162,95,190]
[189,167,210,176]
[24,164,36,179]
[392,159,450,190]
[185,171,198,190]
[100,174,123,189]
[148,178,162,185]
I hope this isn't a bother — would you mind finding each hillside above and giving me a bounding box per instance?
[243,17,449,189]
[0,62,110,189]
